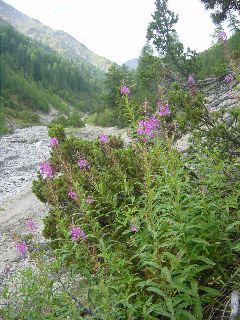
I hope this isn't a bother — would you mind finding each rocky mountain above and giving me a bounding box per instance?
[0,0,113,71]
[124,58,139,69]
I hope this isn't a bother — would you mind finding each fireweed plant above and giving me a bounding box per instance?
[1,74,240,318]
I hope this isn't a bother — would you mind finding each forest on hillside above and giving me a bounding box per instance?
[0,20,105,133]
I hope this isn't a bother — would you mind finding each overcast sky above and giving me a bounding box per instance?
[4,0,220,64]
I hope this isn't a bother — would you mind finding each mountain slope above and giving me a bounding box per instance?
[0,21,106,133]
[124,58,139,69]
[0,0,113,71]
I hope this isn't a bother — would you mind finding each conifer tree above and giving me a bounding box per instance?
[200,0,240,23]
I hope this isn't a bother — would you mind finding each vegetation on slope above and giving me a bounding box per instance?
[0,21,105,134]
[197,30,240,78]
[0,0,113,71]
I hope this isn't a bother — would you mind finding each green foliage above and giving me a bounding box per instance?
[200,0,240,23]
[0,262,89,319]
[1,8,240,319]
[168,80,240,156]
[48,123,66,141]
[91,63,136,128]
[0,22,105,129]
[146,0,198,78]
[0,102,9,135]
[30,112,240,319]
[135,45,163,105]
[51,111,85,129]
[147,0,179,56]
[104,63,128,109]
[196,31,240,78]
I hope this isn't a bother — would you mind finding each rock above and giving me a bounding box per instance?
[0,126,50,202]
[199,76,239,112]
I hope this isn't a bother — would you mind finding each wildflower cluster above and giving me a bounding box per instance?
[120,85,130,95]
[157,103,171,117]
[218,31,227,41]
[86,195,94,204]
[99,134,109,144]
[68,191,77,199]
[130,225,138,233]
[70,225,86,241]
[50,137,59,147]
[16,241,27,255]
[78,158,89,170]
[39,162,53,178]
[188,74,196,86]
[225,74,234,83]
[137,117,159,137]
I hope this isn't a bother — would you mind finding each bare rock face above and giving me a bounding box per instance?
[175,75,240,152]
[199,76,240,112]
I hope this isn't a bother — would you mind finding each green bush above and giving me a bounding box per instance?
[51,111,85,129]
[0,262,89,319]
[92,107,129,128]
[30,115,240,319]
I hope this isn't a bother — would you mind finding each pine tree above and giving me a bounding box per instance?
[227,12,240,33]
[146,0,179,56]
[200,0,240,23]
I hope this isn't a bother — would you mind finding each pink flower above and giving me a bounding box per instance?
[188,74,196,86]
[78,158,89,170]
[130,225,138,233]
[218,31,227,41]
[68,191,77,199]
[99,134,109,144]
[16,241,27,255]
[157,103,171,117]
[120,85,130,95]
[70,226,86,241]
[50,137,59,147]
[26,219,38,232]
[137,117,159,137]
[225,74,234,83]
[39,162,53,178]
[86,195,94,204]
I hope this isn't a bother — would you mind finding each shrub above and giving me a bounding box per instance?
[51,111,85,129]
[30,114,240,318]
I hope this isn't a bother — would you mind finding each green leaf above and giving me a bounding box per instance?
[146,287,167,299]
[176,309,197,320]
[194,256,215,266]
[226,221,240,231]
[161,267,173,285]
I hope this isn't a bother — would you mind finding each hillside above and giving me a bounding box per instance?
[124,58,139,69]
[0,0,113,71]
[197,31,240,78]
[0,21,106,134]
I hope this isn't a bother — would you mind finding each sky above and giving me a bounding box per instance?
[4,0,220,64]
